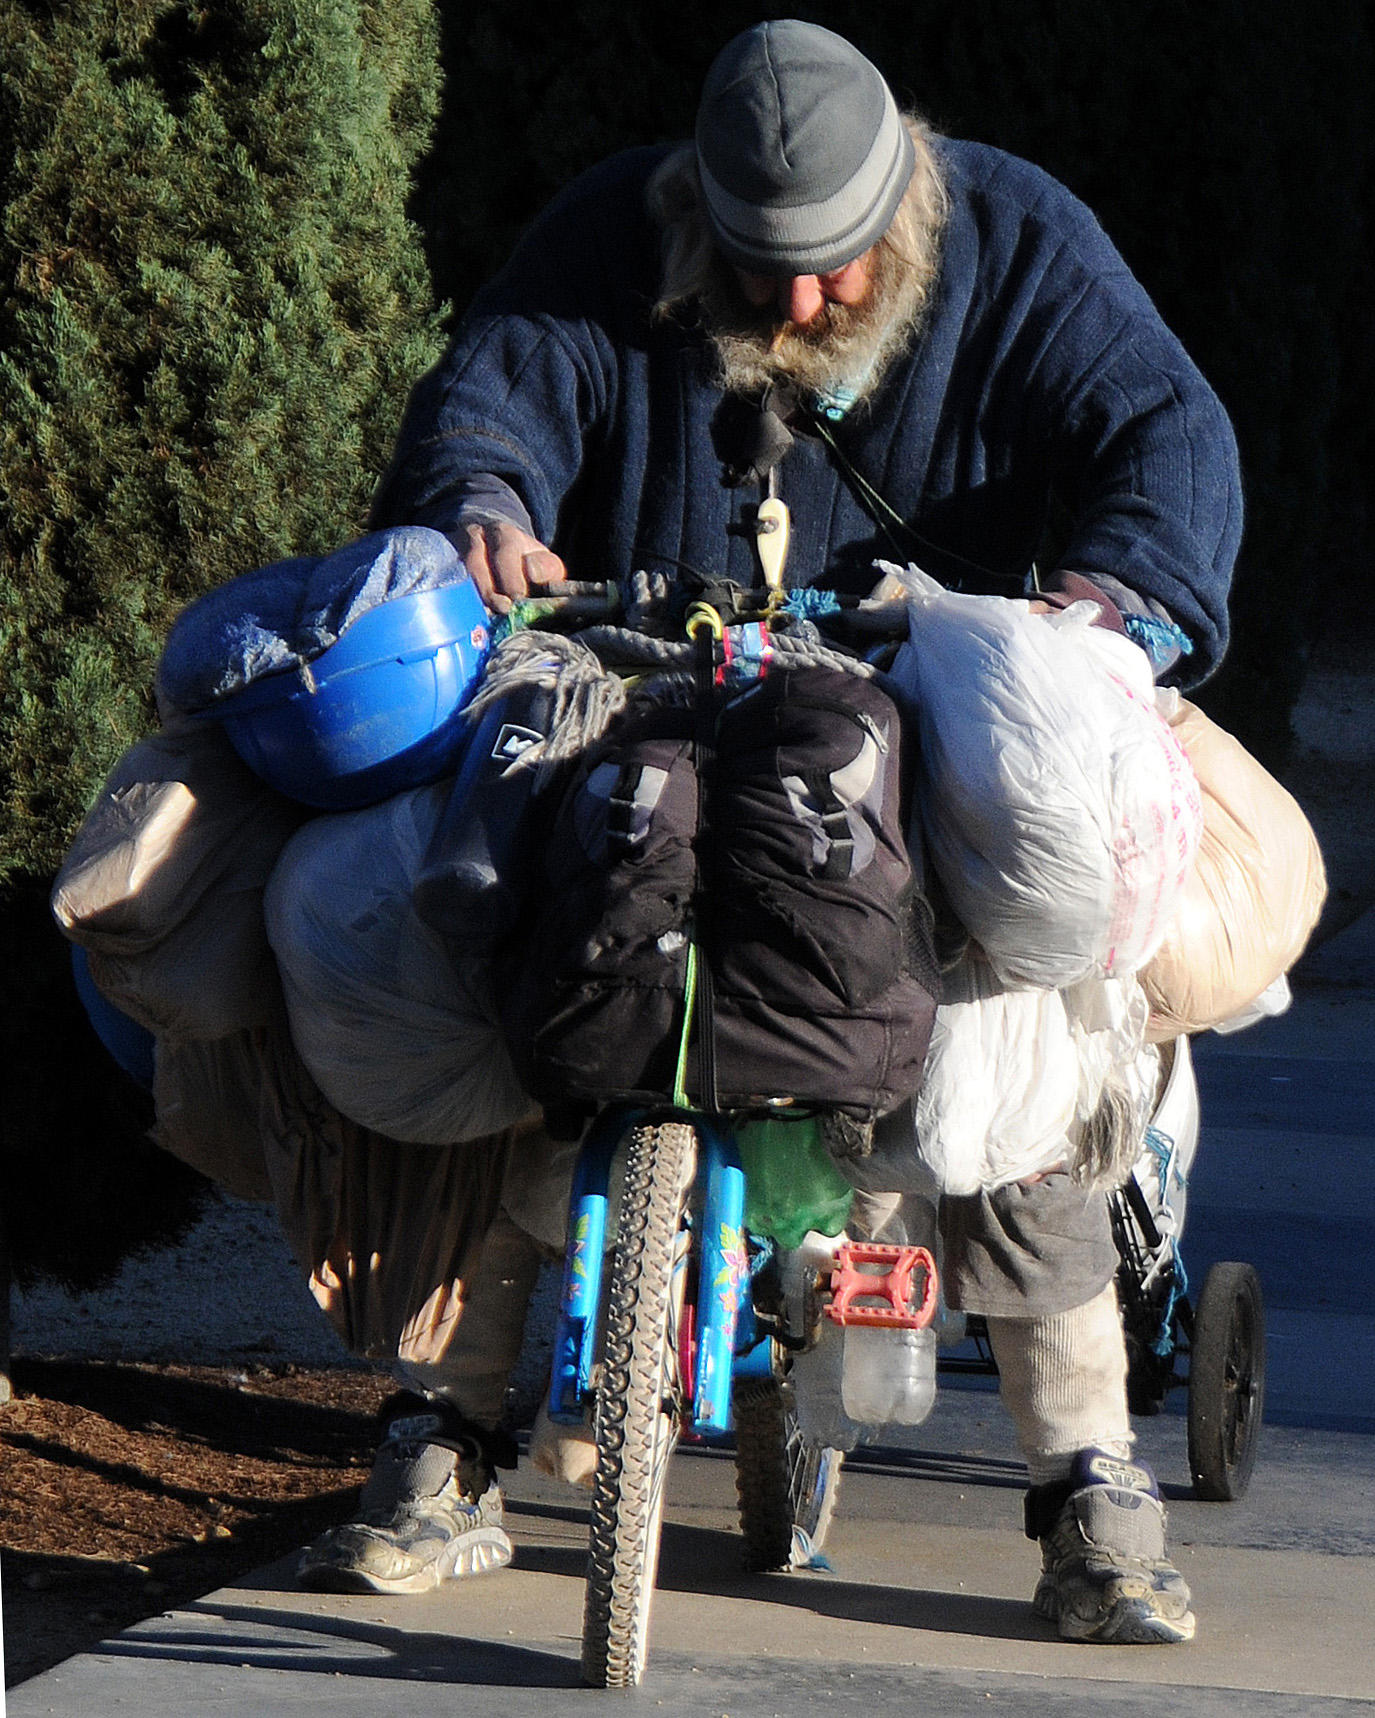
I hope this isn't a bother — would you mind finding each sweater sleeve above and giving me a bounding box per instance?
[988,159,1243,682]
[369,313,606,547]
[369,153,656,547]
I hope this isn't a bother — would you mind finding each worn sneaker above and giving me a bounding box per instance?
[1026,1448,1196,1644]
[297,1394,514,1595]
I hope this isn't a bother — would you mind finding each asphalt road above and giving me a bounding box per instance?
[10,925,1375,1716]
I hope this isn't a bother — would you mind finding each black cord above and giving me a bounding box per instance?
[798,404,1025,594]
[690,624,721,1114]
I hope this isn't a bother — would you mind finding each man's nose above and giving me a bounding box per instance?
[779,275,825,324]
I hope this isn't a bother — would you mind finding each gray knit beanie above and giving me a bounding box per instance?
[695,20,915,277]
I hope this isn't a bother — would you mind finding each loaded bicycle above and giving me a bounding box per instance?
[65,528,1266,1688]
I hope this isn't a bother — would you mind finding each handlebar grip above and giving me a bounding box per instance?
[540,581,614,599]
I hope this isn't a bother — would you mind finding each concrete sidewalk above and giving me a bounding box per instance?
[10,910,1375,1715]
[10,1395,1375,1716]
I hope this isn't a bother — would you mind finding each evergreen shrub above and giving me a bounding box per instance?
[0,0,445,1290]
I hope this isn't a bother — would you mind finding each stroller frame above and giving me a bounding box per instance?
[940,1035,1267,1501]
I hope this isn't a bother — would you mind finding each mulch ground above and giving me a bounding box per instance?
[1,1357,390,1687]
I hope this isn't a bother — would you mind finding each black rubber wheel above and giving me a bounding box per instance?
[580,1118,696,1688]
[1187,1261,1266,1501]
[733,1374,843,1571]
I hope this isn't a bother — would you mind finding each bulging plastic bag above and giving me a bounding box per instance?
[152,1027,278,1201]
[1141,695,1327,1039]
[264,780,539,1145]
[51,720,304,1038]
[913,952,1155,1195]
[887,568,1202,989]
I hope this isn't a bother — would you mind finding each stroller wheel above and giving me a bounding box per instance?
[1187,1261,1266,1500]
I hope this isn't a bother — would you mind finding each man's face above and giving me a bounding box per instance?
[732,255,874,330]
[702,236,921,402]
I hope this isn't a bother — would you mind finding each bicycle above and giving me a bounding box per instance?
[66,517,1264,1681]
[545,1102,937,1688]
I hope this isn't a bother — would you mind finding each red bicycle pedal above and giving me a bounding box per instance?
[826,1242,938,1329]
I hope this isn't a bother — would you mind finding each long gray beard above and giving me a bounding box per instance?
[702,241,929,406]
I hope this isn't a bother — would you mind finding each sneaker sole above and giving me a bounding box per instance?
[298,1527,514,1596]
[1034,1575,1196,1645]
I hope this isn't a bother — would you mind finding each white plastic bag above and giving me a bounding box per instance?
[264,781,539,1144]
[913,952,1154,1194]
[914,958,1079,1194]
[887,568,1202,989]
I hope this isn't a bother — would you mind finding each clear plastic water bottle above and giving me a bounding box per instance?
[787,1208,941,1444]
[839,1321,937,1426]
[784,1229,939,1445]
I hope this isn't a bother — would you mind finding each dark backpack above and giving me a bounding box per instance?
[498,664,939,1130]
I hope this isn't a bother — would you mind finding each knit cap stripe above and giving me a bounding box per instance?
[699,82,912,274]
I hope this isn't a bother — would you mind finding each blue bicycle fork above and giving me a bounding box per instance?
[548,1112,768,1435]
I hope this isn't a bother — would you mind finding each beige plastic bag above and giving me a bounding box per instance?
[51,720,304,1037]
[1141,696,1327,1039]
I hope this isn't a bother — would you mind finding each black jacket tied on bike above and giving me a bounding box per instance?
[498,662,940,1136]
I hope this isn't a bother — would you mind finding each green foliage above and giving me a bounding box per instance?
[0,0,446,1292]
[0,0,447,882]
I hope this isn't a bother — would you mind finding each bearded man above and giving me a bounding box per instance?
[301,20,1241,1647]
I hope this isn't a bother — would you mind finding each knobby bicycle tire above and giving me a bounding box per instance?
[580,1117,697,1688]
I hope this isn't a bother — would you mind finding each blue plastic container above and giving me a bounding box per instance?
[216,581,491,810]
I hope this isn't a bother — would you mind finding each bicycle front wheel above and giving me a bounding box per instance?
[580,1116,697,1688]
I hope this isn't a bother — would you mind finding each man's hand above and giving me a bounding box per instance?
[460,521,567,613]
[1030,572,1130,637]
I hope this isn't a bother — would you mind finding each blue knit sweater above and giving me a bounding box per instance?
[372,139,1241,682]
